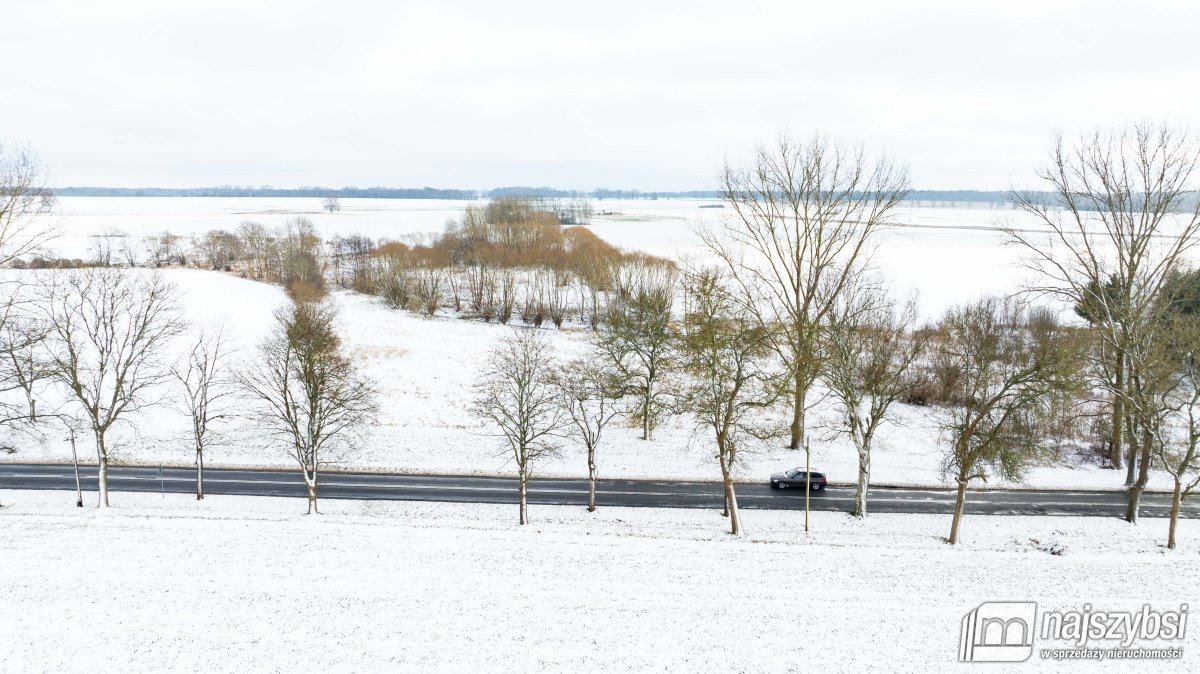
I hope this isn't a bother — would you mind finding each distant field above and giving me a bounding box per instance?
[45,196,1050,317]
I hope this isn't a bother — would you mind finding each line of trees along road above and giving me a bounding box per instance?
[0,144,379,513]
[5,125,1200,550]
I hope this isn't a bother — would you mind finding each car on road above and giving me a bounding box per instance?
[770,469,827,491]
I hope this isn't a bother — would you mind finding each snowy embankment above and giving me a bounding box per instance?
[1,490,1196,672]
[1,268,1170,492]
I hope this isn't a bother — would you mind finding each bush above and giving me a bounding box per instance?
[375,261,412,310]
[13,256,89,269]
[286,279,327,303]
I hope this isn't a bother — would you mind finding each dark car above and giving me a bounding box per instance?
[770,469,827,491]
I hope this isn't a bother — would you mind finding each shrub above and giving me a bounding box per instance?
[286,279,327,303]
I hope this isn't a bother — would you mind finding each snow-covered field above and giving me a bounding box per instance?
[1,266,1163,492]
[6,197,1193,491]
[1,489,1195,672]
[46,196,1045,317]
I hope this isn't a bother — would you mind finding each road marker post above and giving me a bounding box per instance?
[804,439,811,533]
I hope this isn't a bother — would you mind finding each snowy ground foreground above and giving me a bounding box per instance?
[1,490,1196,672]
[1,267,1178,492]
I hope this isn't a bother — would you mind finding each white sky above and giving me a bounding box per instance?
[3,0,1198,190]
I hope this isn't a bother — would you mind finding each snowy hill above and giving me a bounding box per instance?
[1,268,1167,492]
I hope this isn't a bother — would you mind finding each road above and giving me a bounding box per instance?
[2,463,1196,518]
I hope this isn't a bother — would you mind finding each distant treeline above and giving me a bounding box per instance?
[494,187,724,200]
[53,186,482,199]
[52,185,1032,203]
[906,190,1011,202]
[51,185,728,200]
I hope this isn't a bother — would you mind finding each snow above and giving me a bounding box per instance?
[41,196,1200,323]
[0,266,1176,492]
[44,196,1054,318]
[7,196,1195,491]
[1,489,1196,671]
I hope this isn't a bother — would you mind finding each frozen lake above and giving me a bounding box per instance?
[35,196,1115,318]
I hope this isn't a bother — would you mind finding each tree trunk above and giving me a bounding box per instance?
[854,443,871,518]
[1124,414,1138,487]
[96,433,110,508]
[518,470,528,525]
[641,382,652,441]
[196,450,205,500]
[1168,478,1182,549]
[70,432,83,507]
[718,451,739,533]
[949,478,968,544]
[305,480,317,514]
[727,479,741,536]
[303,464,319,514]
[788,374,805,449]
[587,448,596,513]
[1125,428,1152,523]
[1110,350,1125,470]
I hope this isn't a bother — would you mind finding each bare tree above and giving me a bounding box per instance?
[705,133,910,450]
[328,234,373,289]
[0,143,57,266]
[1006,123,1200,521]
[239,301,377,514]
[195,229,243,271]
[1160,409,1200,549]
[1157,367,1200,548]
[1139,316,1200,547]
[0,281,49,509]
[0,283,49,426]
[88,232,115,268]
[545,271,570,329]
[464,258,493,317]
[824,284,926,517]
[172,328,234,500]
[596,261,677,440]
[322,195,341,213]
[39,269,185,507]
[373,254,413,310]
[556,355,624,512]
[144,231,182,267]
[679,268,780,535]
[236,221,273,279]
[520,278,546,327]
[116,231,141,267]
[413,265,444,318]
[473,329,566,524]
[937,297,1081,544]
[496,269,516,324]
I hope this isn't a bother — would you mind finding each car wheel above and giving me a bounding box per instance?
[812,483,824,491]
[778,482,788,489]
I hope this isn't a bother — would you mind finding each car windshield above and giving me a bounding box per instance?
[787,469,801,478]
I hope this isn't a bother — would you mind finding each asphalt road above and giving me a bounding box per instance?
[3,463,1196,518]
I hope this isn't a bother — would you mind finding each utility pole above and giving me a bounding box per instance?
[68,428,83,508]
[804,438,811,533]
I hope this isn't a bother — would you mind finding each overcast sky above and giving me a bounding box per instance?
[3,0,1198,190]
